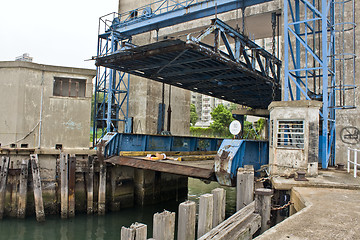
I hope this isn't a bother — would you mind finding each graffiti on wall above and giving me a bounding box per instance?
[340,127,360,144]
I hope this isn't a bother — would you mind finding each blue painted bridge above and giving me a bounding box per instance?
[103,133,268,185]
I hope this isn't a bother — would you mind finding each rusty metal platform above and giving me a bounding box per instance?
[105,156,215,180]
[95,39,280,109]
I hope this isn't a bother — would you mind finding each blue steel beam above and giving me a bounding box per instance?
[105,0,273,39]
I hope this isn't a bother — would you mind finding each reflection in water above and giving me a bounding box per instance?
[0,178,236,239]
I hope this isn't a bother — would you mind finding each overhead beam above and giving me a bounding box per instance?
[110,0,273,38]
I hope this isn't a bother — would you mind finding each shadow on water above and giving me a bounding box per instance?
[0,178,236,240]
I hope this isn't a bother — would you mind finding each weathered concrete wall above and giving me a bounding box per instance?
[0,61,95,149]
[118,0,191,136]
[268,100,321,176]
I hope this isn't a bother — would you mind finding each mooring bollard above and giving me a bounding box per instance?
[211,188,226,227]
[178,200,196,240]
[255,188,273,233]
[236,166,254,211]
[153,210,175,240]
[198,193,214,238]
[121,222,147,240]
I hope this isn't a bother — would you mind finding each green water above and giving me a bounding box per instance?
[0,178,236,240]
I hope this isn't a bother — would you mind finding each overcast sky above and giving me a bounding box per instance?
[1,0,119,69]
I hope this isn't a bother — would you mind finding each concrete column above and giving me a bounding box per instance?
[178,200,196,240]
[255,188,273,233]
[236,166,254,211]
[198,194,214,237]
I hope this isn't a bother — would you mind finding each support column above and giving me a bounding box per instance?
[177,201,196,240]
[255,188,273,233]
[153,210,175,240]
[198,193,214,238]
[236,166,254,211]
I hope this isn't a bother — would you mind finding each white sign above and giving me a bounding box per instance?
[229,120,241,135]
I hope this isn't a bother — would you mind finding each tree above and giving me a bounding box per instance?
[190,103,198,126]
[210,104,234,136]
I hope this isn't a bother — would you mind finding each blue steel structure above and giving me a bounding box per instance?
[93,0,276,145]
[283,0,356,168]
[94,0,353,170]
[214,139,268,186]
[104,132,222,157]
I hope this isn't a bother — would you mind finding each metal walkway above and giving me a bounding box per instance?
[96,20,281,109]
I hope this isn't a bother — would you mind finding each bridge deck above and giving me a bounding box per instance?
[106,155,215,180]
[96,39,280,109]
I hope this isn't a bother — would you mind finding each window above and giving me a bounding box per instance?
[277,120,305,149]
[53,77,86,97]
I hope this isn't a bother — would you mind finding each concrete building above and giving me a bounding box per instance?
[0,61,95,150]
[191,92,232,127]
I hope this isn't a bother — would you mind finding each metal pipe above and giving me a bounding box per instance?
[38,70,44,149]
[167,85,172,132]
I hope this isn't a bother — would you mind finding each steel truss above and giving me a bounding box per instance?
[284,0,356,168]
[93,0,275,144]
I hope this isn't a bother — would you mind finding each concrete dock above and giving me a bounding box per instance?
[257,169,360,240]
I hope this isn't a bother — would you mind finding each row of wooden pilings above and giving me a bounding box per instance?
[122,165,273,240]
[0,152,106,222]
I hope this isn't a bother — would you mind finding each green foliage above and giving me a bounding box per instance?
[190,103,199,126]
[242,118,267,140]
[190,126,214,137]
[210,104,234,137]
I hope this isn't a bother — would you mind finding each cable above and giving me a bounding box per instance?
[1,121,40,148]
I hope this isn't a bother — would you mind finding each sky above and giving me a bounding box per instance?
[1,0,119,69]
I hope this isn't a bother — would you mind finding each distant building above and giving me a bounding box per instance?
[191,92,232,127]
[0,61,96,149]
[15,53,33,62]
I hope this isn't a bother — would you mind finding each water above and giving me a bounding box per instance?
[0,178,236,239]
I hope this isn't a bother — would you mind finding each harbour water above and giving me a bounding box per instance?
[0,178,236,240]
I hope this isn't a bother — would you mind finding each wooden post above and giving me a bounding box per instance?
[255,188,273,233]
[236,166,254,211]
[30,154,45,222]
[86,155,94,214]
[0,156,10,219]
[177,200,196,240]
[68,154,76,217]
[198,193,214,238]
[211,188,226,227]
[153,210,175,240]
[17,159,29,218]
[60,152,68,219]
[98,162,106,215]
[121,222,147,240]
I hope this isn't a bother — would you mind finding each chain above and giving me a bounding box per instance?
[271,201,293,211]
[271,13,277,101]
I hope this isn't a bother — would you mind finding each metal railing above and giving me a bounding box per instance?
[347,148,360,178]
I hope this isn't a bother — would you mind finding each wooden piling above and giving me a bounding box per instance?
[211,188,226,227]
[86,155,94,214]
[0,156,10,219]
[98,162,106,215]
[68,154,76,217]
[198,193,214,238]
[60,152,68,219]
[177,200,196,240]
[121,222,147,240]
[17,159,29,218]
[30,154,45,222]
[255,188,273,233]
[236,166,254,211]
[153,210,175,240]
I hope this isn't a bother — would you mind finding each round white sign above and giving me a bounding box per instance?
[229,120,242,135]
